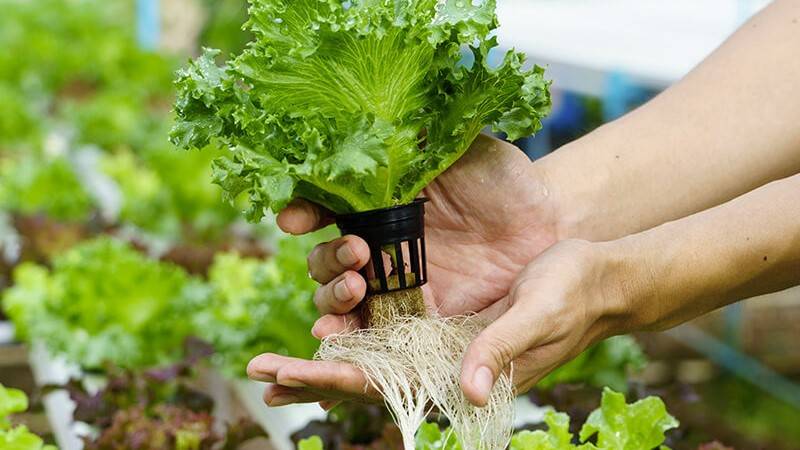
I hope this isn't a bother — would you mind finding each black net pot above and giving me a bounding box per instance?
[335,199,428,296]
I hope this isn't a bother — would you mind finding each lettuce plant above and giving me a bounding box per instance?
[172,0,551,217]
[404,388,678,450]
[300,387,679,449]
[0,152,95,222]
[2,237,197,369]
[510,388,678,450]
[0,384,56,450]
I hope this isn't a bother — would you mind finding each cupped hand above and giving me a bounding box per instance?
[459,239,637,406]
[247,134,565,407]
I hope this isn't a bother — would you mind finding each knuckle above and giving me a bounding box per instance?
[318,377,341,392]
[491,338,518,369]
[476,334,517,372]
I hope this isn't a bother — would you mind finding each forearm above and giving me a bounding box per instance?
[537,0,800,241]
[607,173,800,332]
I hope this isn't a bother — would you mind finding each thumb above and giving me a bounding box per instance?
[460,298,538,407]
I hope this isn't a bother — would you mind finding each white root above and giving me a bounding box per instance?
[316,315,514,450]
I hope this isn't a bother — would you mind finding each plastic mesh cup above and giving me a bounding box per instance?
[335,199,428,296]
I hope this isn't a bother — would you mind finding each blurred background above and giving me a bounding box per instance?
[0,1,798,449]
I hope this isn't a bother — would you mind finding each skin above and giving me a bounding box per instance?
[247,0,800,408]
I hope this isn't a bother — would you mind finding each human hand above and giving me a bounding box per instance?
[458,239,640,406]
[247,134,565,407]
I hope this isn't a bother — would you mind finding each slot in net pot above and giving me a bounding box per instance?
[335,199,428,296]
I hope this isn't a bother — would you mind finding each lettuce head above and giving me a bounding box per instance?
[171,0,550,218]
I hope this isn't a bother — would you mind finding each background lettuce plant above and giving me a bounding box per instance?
[2,238,197,369]
[0,384,56,450]
[193,229,334,377]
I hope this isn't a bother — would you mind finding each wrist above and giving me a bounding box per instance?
[592,236,660,335]
[547,239,653,341]
[533,125,617,242]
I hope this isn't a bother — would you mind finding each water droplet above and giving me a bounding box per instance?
[273,17,283,24]
[456,1,465,7]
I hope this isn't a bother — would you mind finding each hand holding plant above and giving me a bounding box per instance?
[246,135,563,404]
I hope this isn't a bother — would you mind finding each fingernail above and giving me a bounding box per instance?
[311,320,323,339]
[246,360,276,382]
[280,379,307,388]
[250,372,276,383]
[269,394,299,407]
[472,366,495,402]
[336,243,358,266]
[334,278,352,302]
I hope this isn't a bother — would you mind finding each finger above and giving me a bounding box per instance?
[276,199,334,235]
[313,271,367,315]
[263,383,324,407]
[276,359,380,401]
[311,313,362,339]
[460,301,547,407]
[475,295,513,323]
[308,235,370,284]
[247,353,302,382]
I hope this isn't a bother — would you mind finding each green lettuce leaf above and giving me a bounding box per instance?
[297,436,324,450]
[0,152,95,222]
[415,422,461,450]
[2,237,196,369]
[0,384,28,430]
[579,388,679,450]
[510,389,677,450]
[0,384,56,450]
[397,388,679,450]
[510,411,593,450]
[172,0,551,217]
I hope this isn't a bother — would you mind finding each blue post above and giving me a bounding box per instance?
[602,71,650,122]
[723,302,744,350]
[137,0,160,50]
